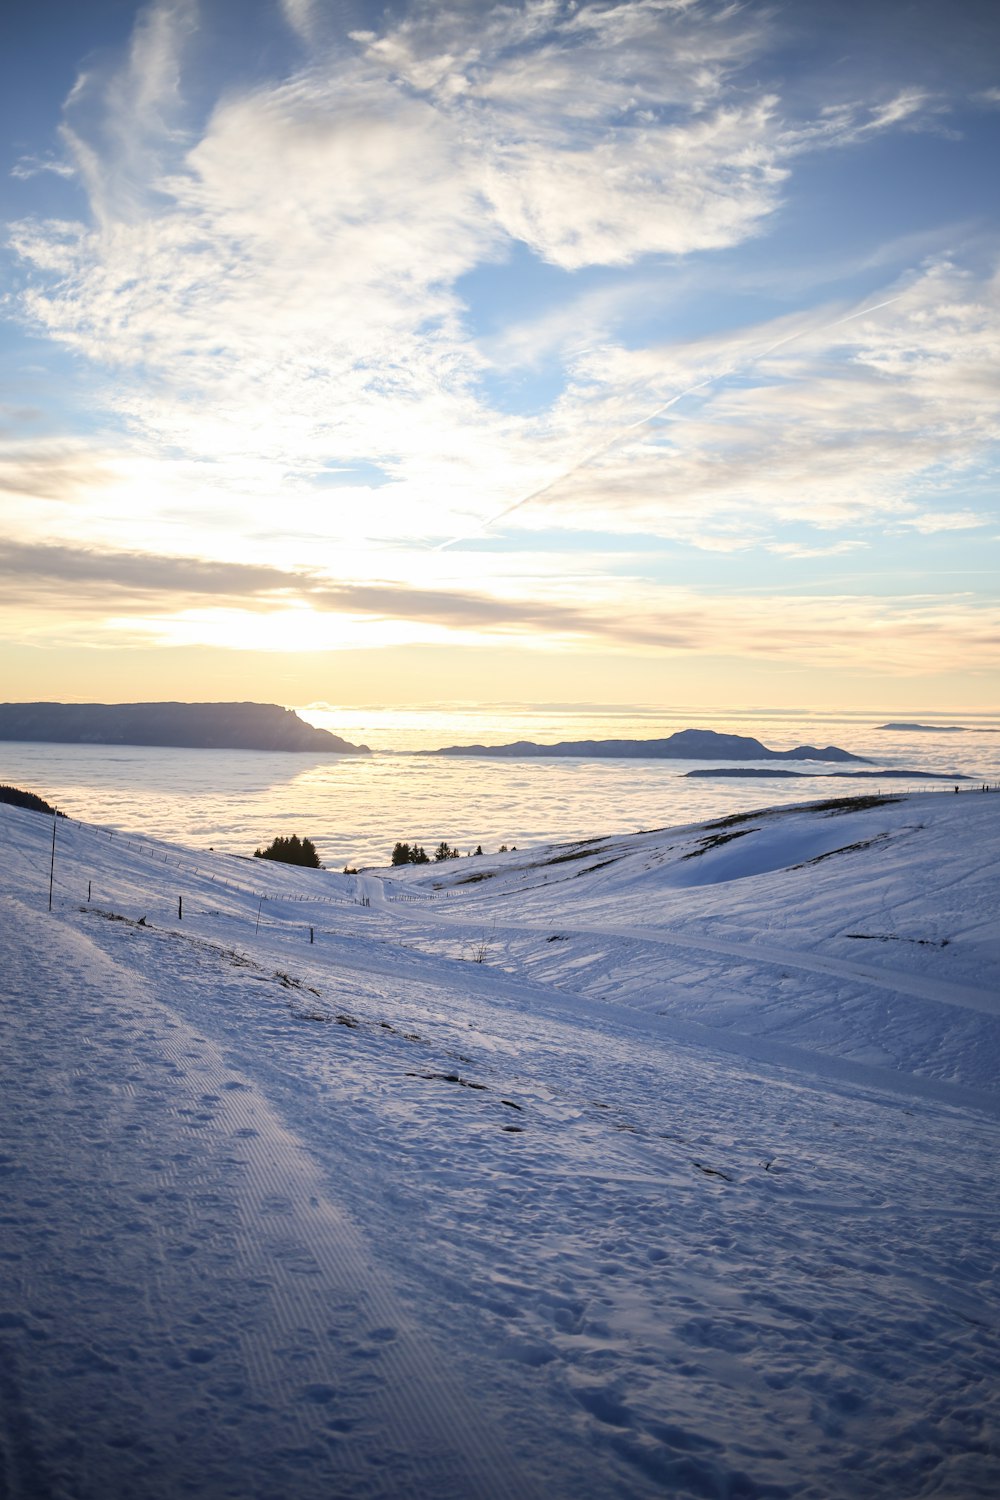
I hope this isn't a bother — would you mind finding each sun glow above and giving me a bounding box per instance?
[2,0,997,711]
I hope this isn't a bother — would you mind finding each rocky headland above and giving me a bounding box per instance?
[419,727,868,763]
[0,702,370,755]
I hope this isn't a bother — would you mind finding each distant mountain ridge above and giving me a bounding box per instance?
[685,768,967,780]
[420,728,868,762]
[877,722,967,733]
[0,702,370,755]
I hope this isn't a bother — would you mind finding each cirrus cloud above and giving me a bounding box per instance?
[3,0,996,700]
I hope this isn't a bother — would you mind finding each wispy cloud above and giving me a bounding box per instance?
[0,538,285,589]
[766,540,868,560]
[0,443,120,502]
[352,0,787,270]
[10,156,75,182]
[900,510,988,534]
[3,537,996,680]
[60,0,197,224]
[483,261,1000,543]
[3,0,997,694]
[0,0,792,565]
[279,0,317,45]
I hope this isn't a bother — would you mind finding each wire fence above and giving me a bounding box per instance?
[33,817,374,947]
[18,780,1000,942]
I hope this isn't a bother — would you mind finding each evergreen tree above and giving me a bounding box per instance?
[253,834,321,868]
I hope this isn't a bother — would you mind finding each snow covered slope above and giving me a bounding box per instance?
[1,791,998,1498]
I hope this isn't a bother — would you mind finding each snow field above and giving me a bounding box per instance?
[1,791,999,1497]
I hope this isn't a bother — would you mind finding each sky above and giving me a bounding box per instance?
[2,0,999,715]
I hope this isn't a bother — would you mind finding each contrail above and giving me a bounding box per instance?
[436,293,903,550]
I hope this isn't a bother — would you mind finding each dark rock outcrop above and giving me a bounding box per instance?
[421,728,867,763]
[877,722,967,732]
[685,767,967,780]
[0,702,370,754]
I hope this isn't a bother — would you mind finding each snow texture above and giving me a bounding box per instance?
[1,790,998,1498]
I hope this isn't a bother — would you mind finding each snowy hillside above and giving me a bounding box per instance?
[1,790,998,1498]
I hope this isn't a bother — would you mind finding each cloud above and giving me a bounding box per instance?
[3,537,996,679]
[10,156,75,182]
[60,0,197,225]
[0,536,673,646]
[486,260,1000,544]
[765,540,868,560]
[11,22,512,518]
[0,538,301,605]
[0,445,120,502]
[477,98,788,271]
[5,0,790,422]
[280,0,316,45]
[352,0,787,270]
[2,0,804,562]
[900,510,989,534]
[5,0,996,681]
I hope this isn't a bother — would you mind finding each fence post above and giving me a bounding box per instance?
[178,896,183,921]
[310,926,314,944]
[48,813,57,912]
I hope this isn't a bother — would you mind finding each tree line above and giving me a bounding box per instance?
[392,840,462,865]
[391,840,514,865]
[251,833,517,870]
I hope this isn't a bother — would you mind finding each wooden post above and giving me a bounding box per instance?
[178,896,183,921]
[48,816,57,906]
[87,880,91,902]
[310,926,314,944]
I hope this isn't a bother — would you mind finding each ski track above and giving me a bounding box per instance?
[0,895,529,1500]
[373,900,1000,1114]
[379,874,996,1017]
[595,924,996,1016]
